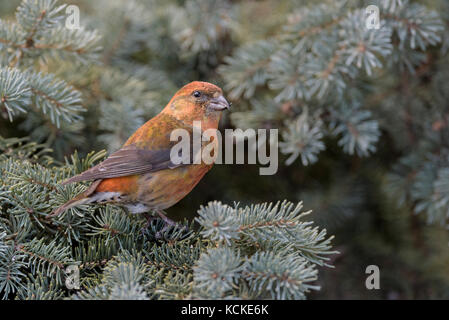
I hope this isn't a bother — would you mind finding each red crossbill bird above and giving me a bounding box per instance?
[51,81,230,224]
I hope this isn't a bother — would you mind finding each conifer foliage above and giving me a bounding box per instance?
[1,0,449,299]
[0,0,338,300]
[0,137,335,299]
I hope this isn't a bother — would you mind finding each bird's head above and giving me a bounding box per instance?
[162,81,230,128]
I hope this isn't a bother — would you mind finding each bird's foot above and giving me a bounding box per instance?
[141,212,157,236]
[141,210,188,240]
[156,210,176,226]
[155,210,188,239]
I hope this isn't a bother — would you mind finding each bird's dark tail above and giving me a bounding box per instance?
[49,179,102,218]
[50,197,90,217]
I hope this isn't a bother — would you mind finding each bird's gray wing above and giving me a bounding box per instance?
[62,144,186,185]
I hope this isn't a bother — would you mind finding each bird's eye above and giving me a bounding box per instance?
[193,91,201,98]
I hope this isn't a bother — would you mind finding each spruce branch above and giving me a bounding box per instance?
[218,40,276,100]
[74,250,149,300]
[0,233,28,299]
[196,201,240,245]
[88,206,143,241]
[17,275,64,300]
[0,135,52,164]
[329,102,380,157]
[268,47,310,102]
[243,251,319,300]
[17,238,72,284]
[280,110,325,166]
[197,200,337,267]
[16,0,66,40]
[144,240,204,273]
[193,247,243,299]
[27,70,84,127]
[0,67,31,121]
[35,26,102,63]
[0,67,85,127]
[148,270,194,300]
[339,10,393,76]
[381,0,444,50]
[170,0,235,54]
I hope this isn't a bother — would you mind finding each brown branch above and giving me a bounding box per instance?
[145,259,190,271]
[0,37,23,49]
[243,58,271,79]
[7,10,47,67]
[0,38,88,54]
[24,9,47,46]
[33,43,87,54]
[101,224,121,237]
[79,259,109,270]
[383,13,418,30]
[4,232,18,241]
[102,19,130,65]
[16,243,65,269]
[30,88,64,109]
[297,16,343,38]
[25,176,58,191]
[238,219,297,232]
[242,270,306,286]
[320,44,346,79]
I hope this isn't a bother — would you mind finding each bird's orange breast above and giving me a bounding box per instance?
[134,164,212,210]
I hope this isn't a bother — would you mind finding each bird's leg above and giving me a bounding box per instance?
[144,212,158,225]
[155,210,188,239]
[141,212,157,235]
[156,210,176,226]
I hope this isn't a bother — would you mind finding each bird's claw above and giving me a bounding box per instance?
[154,210,188,240]
[141,210,188,240]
